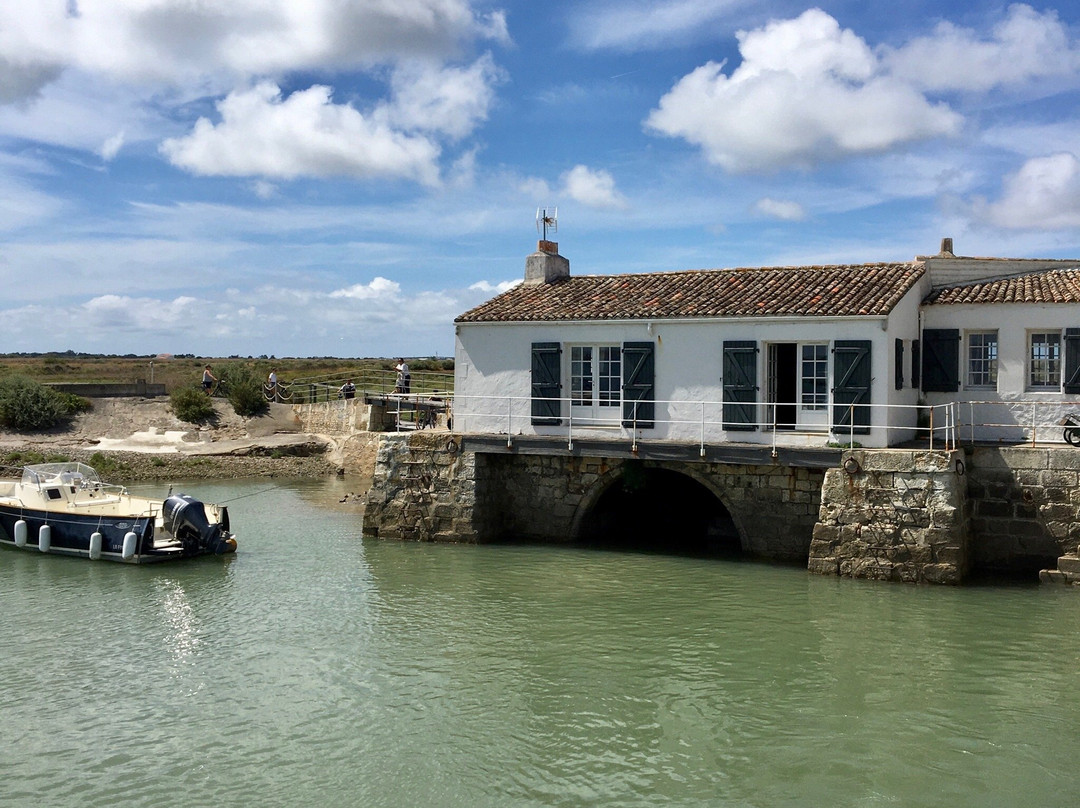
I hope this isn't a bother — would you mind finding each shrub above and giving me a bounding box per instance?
[220,363,268,417]
[0,375,71,431]
[57,392,92,414]
[170,386,215,423]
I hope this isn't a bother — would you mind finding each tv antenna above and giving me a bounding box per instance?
[536,207,558,240]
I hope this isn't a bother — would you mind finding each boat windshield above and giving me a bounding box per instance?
[21,462,103,488]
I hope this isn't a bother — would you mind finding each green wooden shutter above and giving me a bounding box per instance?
[622,342,654,428]
[723,341,758,431]
[832,340,872,435]
[894,338,904,390]
[1065,329,1080,393]
[531,342,562,425]
[921,329,960,392]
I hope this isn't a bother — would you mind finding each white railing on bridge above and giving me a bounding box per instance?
[449,393,963,454]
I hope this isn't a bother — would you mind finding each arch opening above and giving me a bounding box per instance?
[575,465,743,558]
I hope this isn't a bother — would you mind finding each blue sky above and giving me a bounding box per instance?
[3,1,1080,358]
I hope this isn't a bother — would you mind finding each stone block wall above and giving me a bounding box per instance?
[965,446,1078,572]
[296,399,369,434]
[809,450,969,584]
[362,432,478,542]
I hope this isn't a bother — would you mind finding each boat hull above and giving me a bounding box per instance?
[0,504,231,564]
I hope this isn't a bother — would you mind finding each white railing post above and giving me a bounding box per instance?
[567,399,573,451]
[928,406,934,451]
[506,396,512,449]
[849,404,854,448]
[1031,402,1038,448]
[700,401,706,458]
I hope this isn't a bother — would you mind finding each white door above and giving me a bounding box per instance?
[799,343,829,429]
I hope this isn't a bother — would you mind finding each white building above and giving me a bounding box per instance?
[453,239,1080,448]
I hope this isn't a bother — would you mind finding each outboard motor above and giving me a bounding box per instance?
[162,494,236,555]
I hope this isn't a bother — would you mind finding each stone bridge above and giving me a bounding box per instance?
[360,432,1080,584]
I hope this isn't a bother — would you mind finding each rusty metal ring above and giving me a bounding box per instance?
[955,458,965,476]
[445,438,458,454]
[843,456,861,475]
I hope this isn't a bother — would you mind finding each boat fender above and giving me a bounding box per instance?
[122,531,137,560]
[39,524,51,553]
[89,531,103,560]
[14,519,27,548]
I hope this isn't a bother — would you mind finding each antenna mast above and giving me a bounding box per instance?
[536,207,558,240]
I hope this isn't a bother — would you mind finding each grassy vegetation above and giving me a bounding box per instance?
[0,353,454,395]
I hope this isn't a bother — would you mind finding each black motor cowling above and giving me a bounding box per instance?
[163,494,234,555]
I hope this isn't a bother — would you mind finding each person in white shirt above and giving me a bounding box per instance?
[394,359,410,394]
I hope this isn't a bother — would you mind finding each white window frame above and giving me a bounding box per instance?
[569,344,621,424]
[965,330,998,390]
[1028,330,1062,390]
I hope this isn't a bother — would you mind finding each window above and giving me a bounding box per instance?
[800,344,828,410]
[1029,331,1062,389]
[570,345,621,413]
[966,331,998,389]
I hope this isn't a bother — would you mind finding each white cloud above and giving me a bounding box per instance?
[561,165,627,209]
[883,4,1080,93]
[0,0,506,102]
[754,197,805,221]
[384,54,503,139]
[645,9,962,173]
[159,83,442,184]
[568,0,745,52]
[330,278,402,300]
[977,153,1080,230]
[469,279,520,294]
[100,130,124,160]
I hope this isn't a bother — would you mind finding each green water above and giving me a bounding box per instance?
[1,477,1078,807]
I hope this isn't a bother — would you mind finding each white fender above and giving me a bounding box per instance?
[89,532,103,560]
[122,531,137,560]
[38,524,51,553]
[14,519,27,548]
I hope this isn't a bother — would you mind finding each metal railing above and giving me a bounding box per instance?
[451,393,962,454]
[952,399,1080,447]
[284,368,454,404]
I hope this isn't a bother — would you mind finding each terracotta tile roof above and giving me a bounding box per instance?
[456,262,925,323]
[924,267,1080,305]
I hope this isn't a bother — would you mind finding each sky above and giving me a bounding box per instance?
[2,1,1080,358]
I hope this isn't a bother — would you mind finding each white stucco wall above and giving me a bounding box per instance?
[922,302,1080,443]
[454,304,925,448]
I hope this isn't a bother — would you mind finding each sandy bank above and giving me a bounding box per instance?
[0,397,354,483]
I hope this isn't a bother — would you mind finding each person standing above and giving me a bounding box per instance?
[202,365,217,395]
[339,379,356,400]
[394,359,410,394]
[267,369,278,402]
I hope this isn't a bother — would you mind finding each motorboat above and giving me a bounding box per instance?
[0,462,236,563]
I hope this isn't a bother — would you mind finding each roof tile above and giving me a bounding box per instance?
[924,267,1080,305]
[456,263,925,323]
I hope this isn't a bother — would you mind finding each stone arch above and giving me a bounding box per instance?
[569,460,745,557]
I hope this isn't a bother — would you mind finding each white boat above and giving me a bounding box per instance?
[0,462,236,563]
